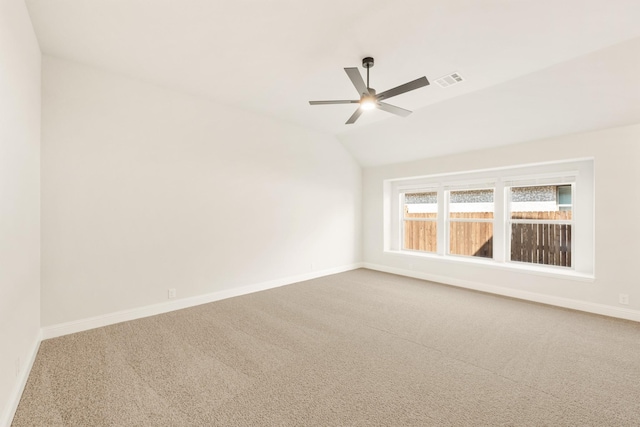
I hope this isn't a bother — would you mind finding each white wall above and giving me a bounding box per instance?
[363,124,640,318]
[41,56,361,327]
[0,0,41,423]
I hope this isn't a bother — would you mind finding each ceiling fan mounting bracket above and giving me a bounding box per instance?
[362,57,374,69]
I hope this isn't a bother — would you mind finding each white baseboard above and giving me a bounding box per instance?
[363,263,640,323]
[41,263,363,340]
[1,332,41,427]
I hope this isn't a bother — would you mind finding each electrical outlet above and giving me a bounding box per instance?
[619,293,629,305]
[168,288,176,299]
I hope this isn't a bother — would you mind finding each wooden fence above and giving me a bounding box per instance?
[403,220,438,252]
[403,212,437,252]
[403,210,572,266]
[450,220,493,258]
[510,223,571,267]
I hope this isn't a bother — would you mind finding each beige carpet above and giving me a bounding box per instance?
[12,269,640,426]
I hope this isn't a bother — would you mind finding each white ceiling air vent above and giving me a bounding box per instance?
[435,72,464,88]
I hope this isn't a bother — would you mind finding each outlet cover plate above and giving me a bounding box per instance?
[619,293,629,305]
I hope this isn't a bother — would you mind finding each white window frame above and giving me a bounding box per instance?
[384,159,594,279]
[401,189,439,254]
[506,182,575,270]
[446,187,495,259]
[557,185,572,211]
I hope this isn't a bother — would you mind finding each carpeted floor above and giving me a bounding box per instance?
[12,269,640,426]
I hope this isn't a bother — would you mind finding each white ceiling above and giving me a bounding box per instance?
[25,0,640,166]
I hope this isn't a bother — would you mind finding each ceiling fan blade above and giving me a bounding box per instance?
[345,107,363,124]
[309,100,359,105]
[345,67,370,96]
[376,76,429,101]
[377,102,412,117]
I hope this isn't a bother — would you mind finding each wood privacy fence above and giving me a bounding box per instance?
[510,211,572,267]
[403,211,572,266]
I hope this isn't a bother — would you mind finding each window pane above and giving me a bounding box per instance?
[404,192,437,219]
[449,222,493,258]
[403,220,437,253]
[558,185,572,205]
[510,223,572,267]
[510,186,572,220]
[449,189,494,219]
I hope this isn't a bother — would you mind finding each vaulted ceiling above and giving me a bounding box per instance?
[25,0,640,166]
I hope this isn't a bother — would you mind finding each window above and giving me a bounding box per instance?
[557,185,572,211]
[386,159,594,278]
[448,189,494,258]
[403,191,437,253]
[509,185,573,267]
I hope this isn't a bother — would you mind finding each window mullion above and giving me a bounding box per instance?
[493,180,505,262]
[438,187,446,256]
[448,218,494,223]
[399,192,406,252]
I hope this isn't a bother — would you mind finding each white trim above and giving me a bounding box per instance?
[386,157,594,183]
[443,178,496,190]
[383,249,593,281]
[502,171,578,186]
[363,263,639,323]
[397,183,439,192]
[41,263,363,340]
[448,217,494,223]
[1,332,41,427]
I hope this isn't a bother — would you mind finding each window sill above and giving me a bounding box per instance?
[384,250,595,282]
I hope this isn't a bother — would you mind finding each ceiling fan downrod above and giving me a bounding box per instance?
[363,57,374,90]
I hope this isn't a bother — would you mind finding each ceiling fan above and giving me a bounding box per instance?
[309,57,430,124]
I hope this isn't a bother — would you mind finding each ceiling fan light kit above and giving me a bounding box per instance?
[309,57,430,124]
